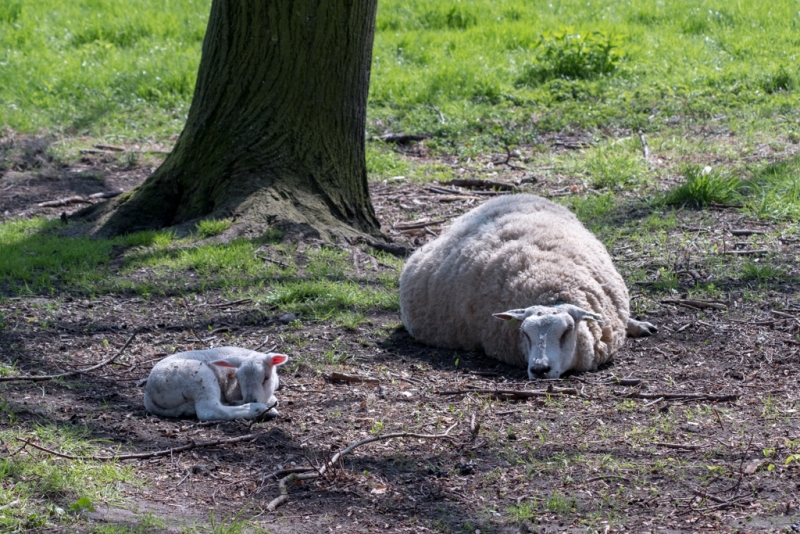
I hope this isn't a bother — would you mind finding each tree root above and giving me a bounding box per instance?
[264,422,459,512]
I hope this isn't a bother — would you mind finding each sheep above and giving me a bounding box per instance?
[399,193,656,379]
[144,347,289,421]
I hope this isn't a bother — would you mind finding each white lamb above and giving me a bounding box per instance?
[399,194,656,379]
[144,347,289,421]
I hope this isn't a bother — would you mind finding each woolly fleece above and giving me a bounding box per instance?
[399,194,630,373]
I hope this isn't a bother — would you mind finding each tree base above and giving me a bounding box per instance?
[75,182,380,245]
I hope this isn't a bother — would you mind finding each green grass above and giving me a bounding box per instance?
[0,425,135,532]
[3,0,800,151]
[0,217,402,321]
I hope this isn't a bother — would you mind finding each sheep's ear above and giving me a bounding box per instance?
[493,309,528,322]
[269,354,289,366]
[210,359,238,368]
[558,304,603,324]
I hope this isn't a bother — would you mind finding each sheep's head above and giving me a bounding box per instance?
[494,304,602,379]
[211,353,289,405]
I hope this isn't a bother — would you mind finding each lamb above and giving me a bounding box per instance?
[144,347,289,421]
[399,194,656,379]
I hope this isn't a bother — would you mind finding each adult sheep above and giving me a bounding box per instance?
[399,194,656,379]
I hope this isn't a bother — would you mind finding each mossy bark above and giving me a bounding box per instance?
[82,0,380,241]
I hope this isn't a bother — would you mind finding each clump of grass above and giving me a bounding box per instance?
[663,166,741,207]
[195,218,231,238]
[518,30,621,86]
[761,66,794,94]
[584,140,646,190]
[740,261,785,283]
[0,426,135,531]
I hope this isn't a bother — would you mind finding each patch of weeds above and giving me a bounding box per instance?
[263,279,398,320]
[505,500,537,522]
[195,218,232,238]
[569,192,616,225]
[584,140,646,190]
[740,158,800,220]
[740,261,785,283]
[643,211,678,231]
[663,166,740,207]
[518,30,621,85]
[408,162,455,184]
[335,311,368,330]
[761,66,794,94]
[91,512,165,533]
[651,267,678,292]
[207,509,268,534]
[0,426,135,532]
[367,143,410,181]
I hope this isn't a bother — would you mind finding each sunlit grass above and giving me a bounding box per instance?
[0,424,136,531]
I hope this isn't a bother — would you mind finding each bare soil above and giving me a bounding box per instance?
[1,134,799,533]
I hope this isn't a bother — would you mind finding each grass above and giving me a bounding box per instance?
[2,0,799,152]
[0,217,402,325]
[0,424,135,532]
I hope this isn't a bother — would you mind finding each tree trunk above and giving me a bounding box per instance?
[82,0,380,242]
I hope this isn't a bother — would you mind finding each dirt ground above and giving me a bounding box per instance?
[1,134,799,533]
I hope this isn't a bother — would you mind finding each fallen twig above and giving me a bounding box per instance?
[0,499,21,511]
[393,218,447,230]
[660,298,728,310]
[0,330,138,382]
[652,441,704,450]
[617,392,738,403]
[378,133,428,144]
[37,195,93,208]
[719,249,769,256]
[439,179,515,191]
[265,422,458,512]
[209,298,253,308]
[729,228,766,236]
[14,433,256,462]
[435,387,579,399]
[425,185,508,197]
[325,372,379,385]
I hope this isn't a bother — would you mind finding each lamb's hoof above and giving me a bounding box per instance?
[256,408,280,422]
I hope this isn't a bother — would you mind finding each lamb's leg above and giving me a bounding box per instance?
[194,400,273,421]
[627,318,658,337]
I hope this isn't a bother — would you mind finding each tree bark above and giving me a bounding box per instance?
[82,0,380,242]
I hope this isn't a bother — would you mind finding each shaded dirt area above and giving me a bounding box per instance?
[1,135,800,533]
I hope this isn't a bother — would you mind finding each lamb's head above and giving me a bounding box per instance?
[211,353,289,405]
[494,304,602,379]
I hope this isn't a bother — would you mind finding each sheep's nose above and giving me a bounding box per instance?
[528,363,550,377]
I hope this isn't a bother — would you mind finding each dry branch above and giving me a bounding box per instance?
[729,229,766,236]
[425,185,509,197]
[617,392,738,403]
[660,298,728,310]
[0,330,138,382]
[325,372,379,385]
[393,218,447,230]
[265,422,458,512]
[435,387,579,399]
[439,179,516,191]
[37,195,93,208]
[378,133,428,144]
[15,433,257,462]
[719,249,769,256]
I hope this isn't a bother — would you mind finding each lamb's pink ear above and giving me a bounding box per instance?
[210,360,237,368]
[270,354,289,366]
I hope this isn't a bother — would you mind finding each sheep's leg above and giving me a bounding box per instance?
[627,318,658,337]
[194,400,272,421]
